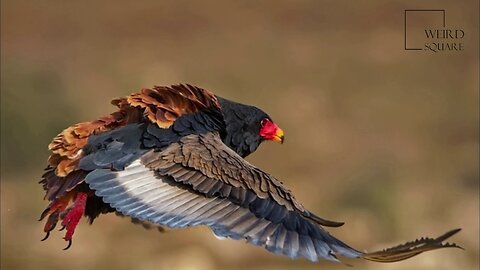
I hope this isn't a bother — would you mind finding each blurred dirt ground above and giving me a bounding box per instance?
[1,1,478,270]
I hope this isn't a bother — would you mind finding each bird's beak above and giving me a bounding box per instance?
[271,127,285,144]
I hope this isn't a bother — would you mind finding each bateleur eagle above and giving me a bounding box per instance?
[39,84,461,263]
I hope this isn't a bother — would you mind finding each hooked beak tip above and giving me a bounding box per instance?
[272,128,285,144]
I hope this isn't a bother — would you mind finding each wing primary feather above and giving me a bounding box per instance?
[81,132,461,264]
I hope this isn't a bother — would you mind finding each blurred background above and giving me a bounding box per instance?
[1,1,478,269]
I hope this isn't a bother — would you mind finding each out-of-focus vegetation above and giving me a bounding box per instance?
[1,1,478,269]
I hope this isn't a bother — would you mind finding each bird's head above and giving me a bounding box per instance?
[217,96,284,157]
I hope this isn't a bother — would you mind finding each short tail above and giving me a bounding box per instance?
[361,228,463,263]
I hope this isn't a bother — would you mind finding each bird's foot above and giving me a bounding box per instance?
[40,195,70,241]
[39,192,88,250]
[60,192,87,249]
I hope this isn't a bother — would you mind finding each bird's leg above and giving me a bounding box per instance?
[60,192,88,250]
[40,195,70,241]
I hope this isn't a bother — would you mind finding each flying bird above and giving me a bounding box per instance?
[39,84,461,263]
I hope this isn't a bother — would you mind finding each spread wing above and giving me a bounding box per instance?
[85,132,361,262]
[84,132,462,262]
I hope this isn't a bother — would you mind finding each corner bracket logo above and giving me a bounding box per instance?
[404,9,465,53]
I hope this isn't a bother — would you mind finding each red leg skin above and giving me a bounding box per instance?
[41,195,71,241]
[39,191,88,248]
[61,192,88,241]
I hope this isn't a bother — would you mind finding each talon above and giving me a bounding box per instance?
[63,239,72,250]
[41,231,50,241]
[44,212,59,233]
[39,192,87,249]
[40,195,71,242]
[38,207,51,221]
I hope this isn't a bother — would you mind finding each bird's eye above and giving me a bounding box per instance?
[260,118,270,127]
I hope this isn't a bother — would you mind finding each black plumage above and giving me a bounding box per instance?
[39,84,461,263]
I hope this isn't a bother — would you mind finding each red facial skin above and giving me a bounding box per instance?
[259,118,285,143]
